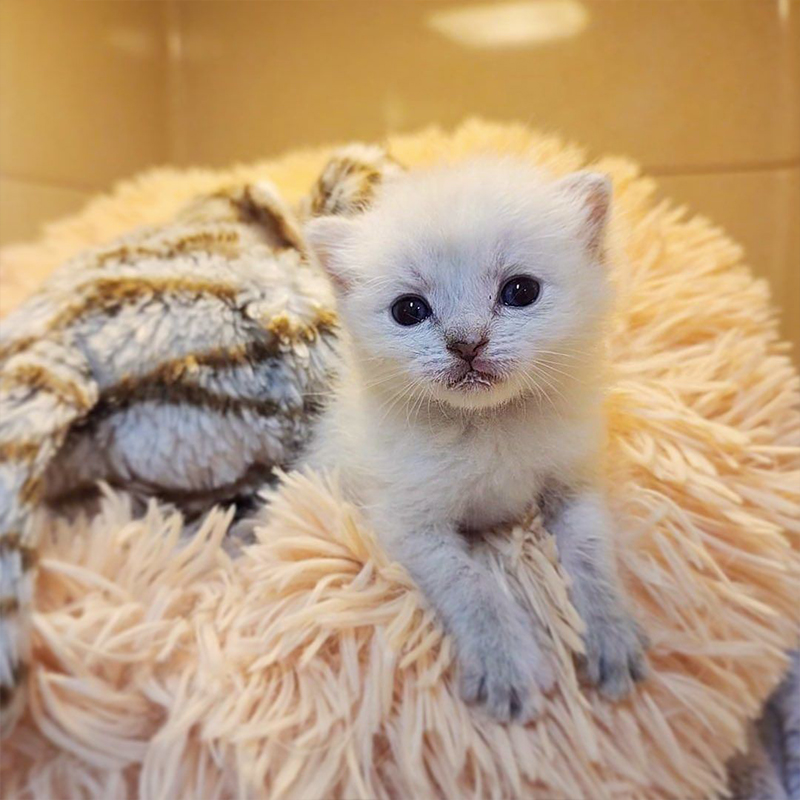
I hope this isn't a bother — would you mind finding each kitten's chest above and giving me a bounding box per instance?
[453,428,548,529]
[388,416,559,529]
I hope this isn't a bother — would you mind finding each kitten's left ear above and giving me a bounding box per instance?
[304,216,360,293]
[557,171,612,257]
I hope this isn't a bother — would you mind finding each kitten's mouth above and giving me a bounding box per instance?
[446,366,498,391]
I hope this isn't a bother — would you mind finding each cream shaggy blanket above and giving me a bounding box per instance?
[1,121,799,800]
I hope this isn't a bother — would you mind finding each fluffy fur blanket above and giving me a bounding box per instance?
[1,120,799,799]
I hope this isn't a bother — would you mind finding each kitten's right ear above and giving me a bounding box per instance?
[304,216,359,293]
[556,171,612,258]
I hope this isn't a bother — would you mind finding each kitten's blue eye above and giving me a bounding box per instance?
[391,295,431,326]
[500,276,540,307]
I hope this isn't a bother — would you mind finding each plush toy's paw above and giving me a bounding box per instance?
[583,612,649,700]
[459,625,555,724]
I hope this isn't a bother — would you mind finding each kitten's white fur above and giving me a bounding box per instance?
[303,158,647,722]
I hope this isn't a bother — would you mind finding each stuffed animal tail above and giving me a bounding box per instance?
[0,337,97,736]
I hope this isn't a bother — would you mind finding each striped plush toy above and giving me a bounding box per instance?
[0,144,399,736]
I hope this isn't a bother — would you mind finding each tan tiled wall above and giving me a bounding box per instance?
[1,0,798,353]
[0,0,170,238]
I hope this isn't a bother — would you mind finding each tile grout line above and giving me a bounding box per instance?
[4,156,799,196]
[163,0,187,167]
[648,158,800,177]
[0,173,99,195]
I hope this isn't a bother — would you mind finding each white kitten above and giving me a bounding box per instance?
[303,158,648,723]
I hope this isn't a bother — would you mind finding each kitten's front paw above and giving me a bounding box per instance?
[583,612,648,700]
[459,628,554,724]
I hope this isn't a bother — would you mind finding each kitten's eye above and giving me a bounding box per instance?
[391,295,431,326]
[500,275,541,307]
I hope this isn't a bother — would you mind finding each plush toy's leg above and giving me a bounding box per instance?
[774,649,800,800]
[727,648,800,800]
[728,715,789,800]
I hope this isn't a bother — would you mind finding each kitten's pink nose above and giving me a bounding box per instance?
[447,337,488,363]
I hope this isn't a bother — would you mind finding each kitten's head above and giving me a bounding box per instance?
[305,158,612,412]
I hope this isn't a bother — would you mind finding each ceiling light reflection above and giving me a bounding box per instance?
[428,1,589,49]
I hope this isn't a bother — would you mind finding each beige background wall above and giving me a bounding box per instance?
[1,0,798,352]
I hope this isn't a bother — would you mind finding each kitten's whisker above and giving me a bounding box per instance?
[362,369,410,391]
[518,370,545,411]
[359,276,395,291]
[378,378,420,423]
[535,348,587,362]
[532,359,578,382]
[535,361,592,390]
[405,378,428,428]
[528,368,564,405]
[424,393,438,436]
[412,383,431,427]
[377,386,411,422]
[527,368,565,418]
